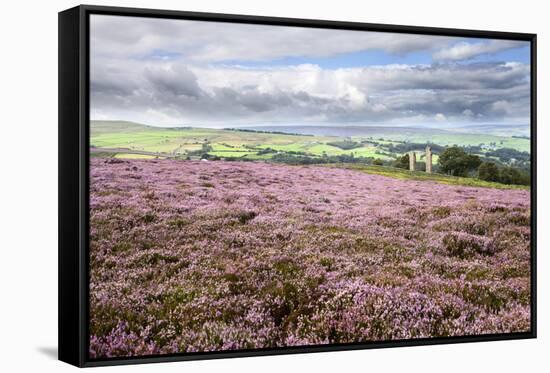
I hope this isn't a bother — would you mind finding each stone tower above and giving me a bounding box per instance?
[409,151,416,171]
[425,146,432,173]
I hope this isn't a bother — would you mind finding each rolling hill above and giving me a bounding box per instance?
[89,120,530,162]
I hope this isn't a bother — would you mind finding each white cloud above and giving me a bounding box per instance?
[435,113,447,122]
[433,40,526,61]
[490,100,514,115]
[89,15,531,127]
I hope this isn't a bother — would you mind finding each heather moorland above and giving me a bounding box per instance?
[89,158,531,358]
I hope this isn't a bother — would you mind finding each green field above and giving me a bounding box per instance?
[90,120,529,166]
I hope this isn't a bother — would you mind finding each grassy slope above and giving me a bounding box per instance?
[90,120,155,135]
[324,163,528,190]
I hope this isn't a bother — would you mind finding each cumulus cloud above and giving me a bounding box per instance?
[90,15,531,127]
[91,61,530,126]
[143,65,202,98]
[490,100,515,115]
[435,113,447,122]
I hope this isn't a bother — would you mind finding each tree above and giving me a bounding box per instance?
[393,154,409,169]
[478,162,500,182]
[464,154,482,172]
[439,147,466,175]
[372,158,384,166]
[499,167,523,185]
[439,146,481,177]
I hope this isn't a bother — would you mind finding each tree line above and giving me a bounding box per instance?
[437,147,529,185]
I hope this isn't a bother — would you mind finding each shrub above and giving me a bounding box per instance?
[142,212,156,223]
[237,210,257,224]
[326,140,362,150]
[393,154,409,169]
[508,211,530,226]
[478,162,500,182]
[499,167,530,185]
[442,232,495,258]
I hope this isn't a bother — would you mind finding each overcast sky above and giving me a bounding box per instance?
[90,15,531,128]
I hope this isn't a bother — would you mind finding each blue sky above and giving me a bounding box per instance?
[215,49,434,69]
[214,39,529,69]
[143,37,530,69]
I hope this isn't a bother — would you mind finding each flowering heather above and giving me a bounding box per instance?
[89,158,531,358]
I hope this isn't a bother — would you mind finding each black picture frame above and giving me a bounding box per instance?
[59,4,537,367]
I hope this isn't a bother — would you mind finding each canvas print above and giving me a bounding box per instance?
[88,15,532,358]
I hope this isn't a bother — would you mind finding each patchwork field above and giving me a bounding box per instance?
[89,158,531,357]
[90,121,531,163]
